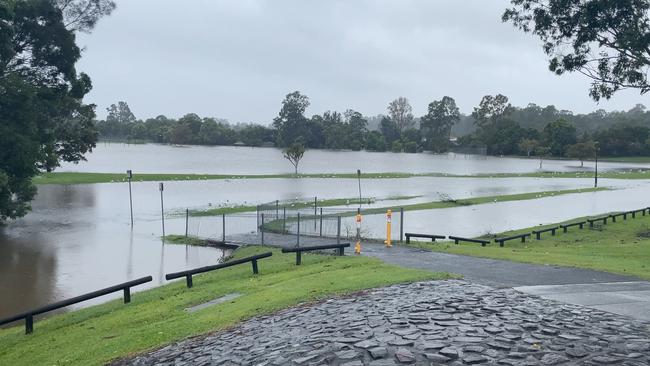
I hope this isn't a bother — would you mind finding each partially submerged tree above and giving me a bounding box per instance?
[503,0,650,100]
[518,138,539,157]
[387,97,415,133]
[566,141,597,167]
[0,0,115,221]
[283,141,306,174]
[420,96,460,152]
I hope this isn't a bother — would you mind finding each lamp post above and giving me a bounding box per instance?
[594,143,599,188]
[159,182,165,237]
[127,170,133,227]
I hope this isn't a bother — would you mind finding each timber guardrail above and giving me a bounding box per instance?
[166,252,273,288]
[0,276,152,334]
[448,236,490,247]
[405,233,446,244]
[532,226,559,240]
[560,221,586,233]
[281,243,350,265]
[495,233,531,247]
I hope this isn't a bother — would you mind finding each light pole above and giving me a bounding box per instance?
[159,182,165,237]
[594,143,599,188]
[127,170,133,227]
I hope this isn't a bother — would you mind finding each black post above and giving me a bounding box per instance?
[252,259,259,274]
[256,205,259,231]
[186,275,193,288]
[296,251,302,265]
[337,216,341,244]
[276,200,279,220]
[399,207,404,243]
[357,169,362,210]
[314,196,317,231]
[222,213,226,242]
[261,213,265,245]
[26,315,33,334]
[594,144,599,188]
[185,208,189,237]
[123,287,131,303]
[319,208,323,237]
[283,207,286,233]
[159,183,165,237]
[297,212,300,247]
[127,170,133,227]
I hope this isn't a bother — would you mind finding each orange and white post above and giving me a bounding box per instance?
[354,211,362,254]
[384,209,392,247]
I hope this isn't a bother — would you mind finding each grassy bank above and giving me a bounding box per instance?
[33,169,650,185]
[0,246,451,366]
[407,213,650,280]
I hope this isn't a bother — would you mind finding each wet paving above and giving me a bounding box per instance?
[114,280,650,366]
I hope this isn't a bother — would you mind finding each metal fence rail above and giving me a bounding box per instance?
[0,276,153,334]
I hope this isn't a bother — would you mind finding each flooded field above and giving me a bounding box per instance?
[2,143,649,319]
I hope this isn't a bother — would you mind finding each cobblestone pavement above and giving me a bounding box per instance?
[115,280,650,365]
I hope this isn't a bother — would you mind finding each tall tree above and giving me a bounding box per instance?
[387,97,415,133]
[472,94,512,128]
[503,0,650,100]
[273,91,311,147]
[0,0,114,221]
[283,140,306,174]
[420,96,460,152]
[566,141,597,167]
[106,101,136,124]
[543,119,578,156]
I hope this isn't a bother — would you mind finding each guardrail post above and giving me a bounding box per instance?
[319,208,323,237]
[276,200,279,219]
[337,216,341,244]
[252,259,259,274]
[296,251,302,265]
[297,213,301,247]
[123,287,131,303]
[400,207,404,243]
[261,213,265,245]
[222,213,226,242]
[186,275,193,288]
[26,315,33,334]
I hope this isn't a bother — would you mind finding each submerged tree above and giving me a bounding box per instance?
[503,0,650,100]
[0,0,115,221]
[566,142,597,167]
[283,141,306,174]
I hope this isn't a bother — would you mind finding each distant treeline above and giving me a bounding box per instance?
[95,94,650,159]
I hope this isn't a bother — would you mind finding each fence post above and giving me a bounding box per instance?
[256,205,259,232]
[337,216,341,244]
[297,212,300,247]
[314,196,317,231]
[123,287,131,303]
[276,200,279,220]
[185,208,189,237]
[222,213,226,243]
[319,208,323,237]
[261,213,265,245]
[283,207,286,233]
[400,207,404,243]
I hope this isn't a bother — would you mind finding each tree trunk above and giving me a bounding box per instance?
[581,160,584,167]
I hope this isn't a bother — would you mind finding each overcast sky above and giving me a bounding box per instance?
[77,0,648,123]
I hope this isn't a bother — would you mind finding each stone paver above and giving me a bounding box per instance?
[113,280,650,365]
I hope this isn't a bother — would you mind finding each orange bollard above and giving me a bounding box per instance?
[384,209,392,247]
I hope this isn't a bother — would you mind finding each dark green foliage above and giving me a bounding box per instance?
[0,0,113,221]
[420,96,460,152]
[282,140,306,174]
[503,0,650,100]
[542,119,578,156]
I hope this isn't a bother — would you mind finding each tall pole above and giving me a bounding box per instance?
[355,169,362,255]
[159,182,165,237]
[594,144,599,188]
[127,170,133,227]
[357,169,362,210]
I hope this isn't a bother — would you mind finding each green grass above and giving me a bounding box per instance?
[33,169,650,185]
[0,246,452,366]
[162,235,207,246]
[407,212,650,280]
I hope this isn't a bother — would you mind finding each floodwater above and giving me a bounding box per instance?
[60,143,650,174]
[2,143,649,321]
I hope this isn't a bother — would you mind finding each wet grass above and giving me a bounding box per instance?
[33,169,650,185]
[162,235,207,246]
[406,212,650,280]
[0,246,452,366]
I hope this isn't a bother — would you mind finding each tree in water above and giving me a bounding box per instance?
[0,0,115,221]
[420,96,460,152]
[503,0,650,100]
[387,97,415,133]
[283,140,306,174]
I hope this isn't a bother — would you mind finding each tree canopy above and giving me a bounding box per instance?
[503,0,650,100]
[0,0,114,221]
